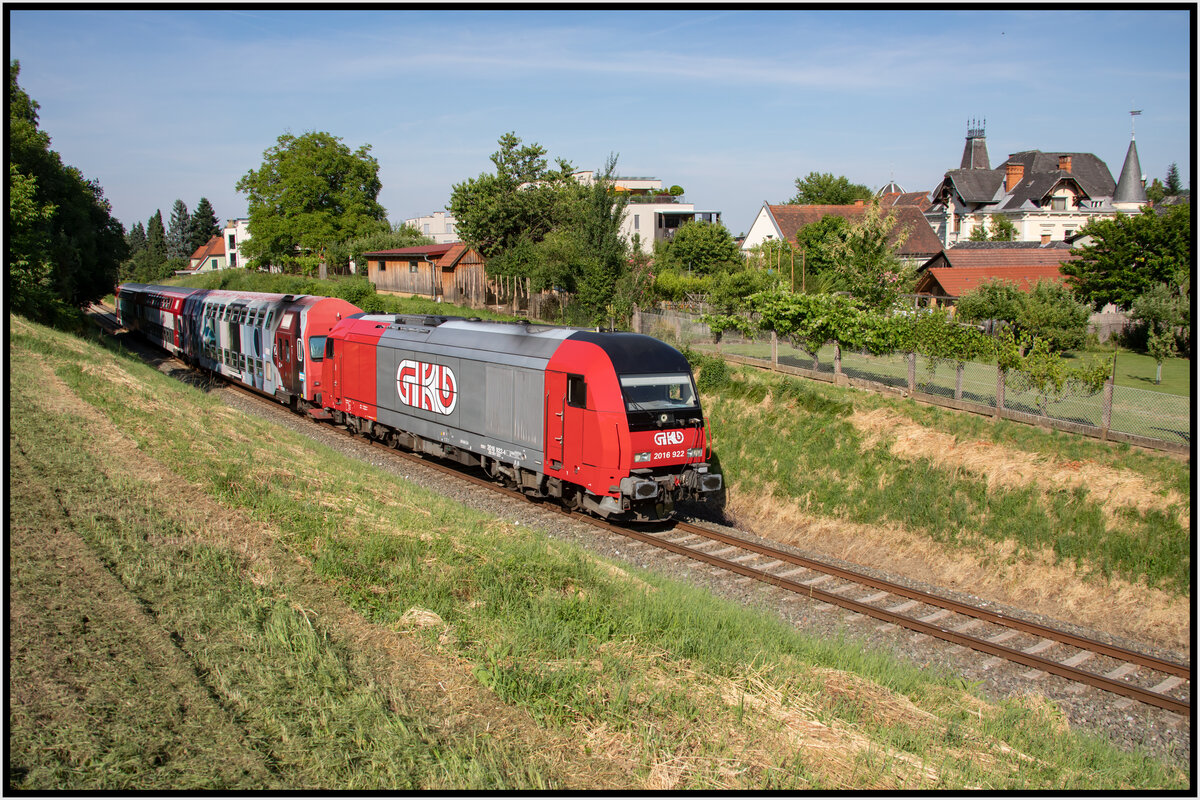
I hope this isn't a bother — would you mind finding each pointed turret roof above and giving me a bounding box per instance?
[960,120,990,170]
[1113,137,1147,204]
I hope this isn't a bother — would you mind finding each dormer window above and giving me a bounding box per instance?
[1051,197,1066,211]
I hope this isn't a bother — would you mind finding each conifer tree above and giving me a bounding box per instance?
[1165,163,1182,195]
[166,199,191,258]
[187,197,219,254]
[146,209,167,263]
[126,221,147,254]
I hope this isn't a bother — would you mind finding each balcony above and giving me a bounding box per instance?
[625,194,687,205]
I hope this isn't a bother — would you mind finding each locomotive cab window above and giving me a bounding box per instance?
[619,373,698,412]
[567,374,587,409]
[308,336,325,362]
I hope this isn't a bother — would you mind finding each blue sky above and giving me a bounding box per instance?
[8,8,1193,237]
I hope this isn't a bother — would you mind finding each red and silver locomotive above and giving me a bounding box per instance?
[117,283,722,521]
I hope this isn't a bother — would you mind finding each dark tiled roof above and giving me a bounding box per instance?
[942,169,1005,204]
[1114,139,1148,203]
[1004,150,1115,198]
[767,204,944,257]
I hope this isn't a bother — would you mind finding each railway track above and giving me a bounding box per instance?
[92,304,1192,718]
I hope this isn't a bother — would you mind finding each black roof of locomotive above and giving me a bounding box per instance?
[567,330,691,375]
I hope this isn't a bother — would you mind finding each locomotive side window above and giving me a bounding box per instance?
[567,374,587,409]
[325,338,335,358]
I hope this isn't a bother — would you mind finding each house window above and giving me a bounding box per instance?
[424,223,431,234]
[377,261,386,271]
[633,214,640,231]
[410,260,419,273]
[1051,197,1066,211]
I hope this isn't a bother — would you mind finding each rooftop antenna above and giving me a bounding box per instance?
[1130,107,1142,139]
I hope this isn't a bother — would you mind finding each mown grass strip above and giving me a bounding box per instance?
[7,316,1189,790]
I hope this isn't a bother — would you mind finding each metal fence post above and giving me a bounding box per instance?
[907,352,916,394]
[995,367,1005,417]
[1101,379,1114,440]
[771,331,778,369]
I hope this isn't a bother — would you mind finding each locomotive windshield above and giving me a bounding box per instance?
[619,373,698,412]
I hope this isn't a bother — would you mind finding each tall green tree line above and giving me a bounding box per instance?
[9,61,126,323]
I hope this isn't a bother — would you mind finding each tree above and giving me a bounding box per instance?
[325,223,432,275]
[1060,205,1190,310]
[826,201,914,310]
[1131,283,1186,384]
[1146,178,1166,205]
[788,171,872,205]
[187,197,220,254]
[146,209,166,263]
[658,219,741,275]
[9,61,126,320]
[1165,162,1182,195]
[955,279,1024,328]
[449,132,576,259]
[236,131,388,270]
[126,220,146,255]
[573,154,631,324]
[166,199,191,259]
[989,215,1018,241]
[1016,281,1091,352]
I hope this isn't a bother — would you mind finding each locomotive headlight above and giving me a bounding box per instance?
[686,448,703,458]
[633,452,652,463]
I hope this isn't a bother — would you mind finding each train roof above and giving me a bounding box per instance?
[346,314,691,375]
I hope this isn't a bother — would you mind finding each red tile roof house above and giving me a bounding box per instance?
[361,243,487,304]
[913,241,1080,303]
[175,235,227,274]
[741,201,946,268]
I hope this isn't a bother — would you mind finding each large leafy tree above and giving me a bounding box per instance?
[449,132,576,259]
[956,279,1090,353]
[236,131,388,270]
[187,196,220,254]
[1061,205,1190,310]
[1131,283,1187,384]
[166,199,191,259]
[788,171,872,205]
[9,61,126,319]
[657,219,741,275]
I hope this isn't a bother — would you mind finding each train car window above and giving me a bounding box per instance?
[308,336,326,362]
[567,374,587,409]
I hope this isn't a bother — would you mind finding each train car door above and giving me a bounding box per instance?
[545,371,585,471]
[274,310,299,400]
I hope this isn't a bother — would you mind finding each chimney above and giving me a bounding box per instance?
[1058,155,1072,173]
[1005,162,1025,192]
[853,199,865,207]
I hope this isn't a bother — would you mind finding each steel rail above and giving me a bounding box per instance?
[583,516,1190,716]
[669,520,1191,680]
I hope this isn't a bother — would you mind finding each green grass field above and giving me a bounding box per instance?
[7,314,1188,790]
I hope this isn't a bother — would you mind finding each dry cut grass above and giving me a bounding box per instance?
[722,405,1192,656]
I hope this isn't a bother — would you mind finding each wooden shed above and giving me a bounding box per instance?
[362,244,487,303]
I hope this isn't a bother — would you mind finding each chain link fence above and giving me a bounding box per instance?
[633,307,1190,452]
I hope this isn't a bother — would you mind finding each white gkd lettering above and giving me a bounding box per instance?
[396,359,457,415]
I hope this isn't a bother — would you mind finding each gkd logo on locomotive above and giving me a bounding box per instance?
[653,430,686,446]
[396,359,457,415]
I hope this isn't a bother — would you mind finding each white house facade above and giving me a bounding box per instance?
[403,210,461,244]
[573,171,723,255]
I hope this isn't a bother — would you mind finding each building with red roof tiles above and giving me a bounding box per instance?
[914,265,1068,301]
[741,201,944,266]
[180,235,227,273]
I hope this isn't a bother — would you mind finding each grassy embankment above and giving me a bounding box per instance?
[8,315,1189,790]
[691,352,1191,653]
